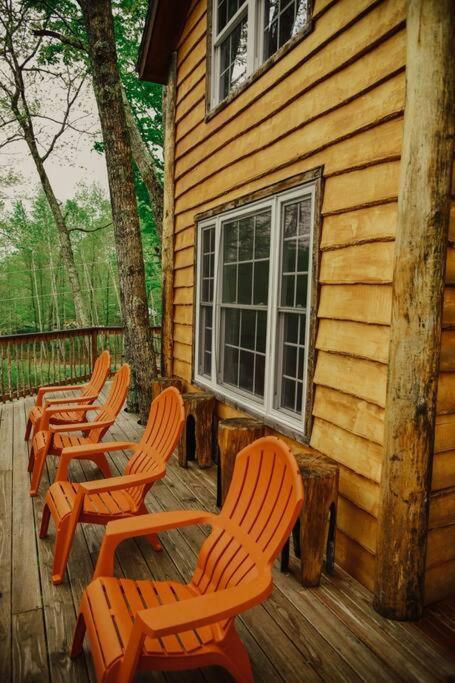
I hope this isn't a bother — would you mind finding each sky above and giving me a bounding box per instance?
[0,77,110,209]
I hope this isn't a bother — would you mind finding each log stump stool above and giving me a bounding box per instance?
[281,451,339,587]
[151,377,185,402]
[217,418,267,507]
[177,392,216,469]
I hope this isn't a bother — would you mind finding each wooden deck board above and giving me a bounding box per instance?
[0,393,454,682]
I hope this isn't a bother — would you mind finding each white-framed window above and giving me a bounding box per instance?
[210,0,311,106]
[195,181,316,436]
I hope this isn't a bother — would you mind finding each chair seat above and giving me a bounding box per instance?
[83,577,218,670]
[29,405,83,426]
[53,433,92,451]
[46,481,136,519]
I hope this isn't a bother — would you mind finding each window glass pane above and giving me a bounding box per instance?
[238,216,254,261]
[240,310,256,350]
[281,274,295,307]
[224,346,239,385]
[199,226,215,377]
[223,221,238,262]
[239,350,255,392]
[263,0,309,61]
[256,311,267,353]
[217,0,244,32]
[238,262,253,304]
[253,260,269,305]
[219,16,248,100]
[225,308,240,345]
[223,263,237,302]
[276,194,313,415]
[255,211,271,258]
[254,354,265,396]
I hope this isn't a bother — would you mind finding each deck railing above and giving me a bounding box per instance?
[0,326,161,402]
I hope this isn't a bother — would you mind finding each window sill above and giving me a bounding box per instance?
[193,373,311,446]
[205,20,314,123]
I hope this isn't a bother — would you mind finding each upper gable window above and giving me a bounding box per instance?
[211,0,310,107]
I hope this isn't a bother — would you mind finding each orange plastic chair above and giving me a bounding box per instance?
[28,363,130,497]
[24,349,111,442]
[70,436,303,683]
[40,386,184,584]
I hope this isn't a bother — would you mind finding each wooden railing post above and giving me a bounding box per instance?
[91,328,98,371]
[374,0,455,620]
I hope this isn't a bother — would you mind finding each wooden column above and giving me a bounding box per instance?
[374,0,455,620]
[161,53,177,377]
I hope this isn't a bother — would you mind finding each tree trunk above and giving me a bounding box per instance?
[374,0,455,620]
[78,0,158,422]
[122,91,164,235]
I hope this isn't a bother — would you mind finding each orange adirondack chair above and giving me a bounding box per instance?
[40,386,184,584]
[24,349,111,442]
[28,363,130,497]
[70,436,304,683]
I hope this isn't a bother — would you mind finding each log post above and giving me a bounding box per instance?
[217,418,268,506]
[374,0,455,620]
[178,392,216,468]
[151,377,185,402]
[161,53,177,377]
[281,452,338,586]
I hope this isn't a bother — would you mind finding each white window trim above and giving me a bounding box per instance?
[194,181,316,436]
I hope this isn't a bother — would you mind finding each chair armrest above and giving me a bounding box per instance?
[136,575,272,638]
[80,473,158,494]
[49,419,110,433]
[94,510,214,578]
[45,404,102,415]
[37,384,86,406]
[55,442,137,481]
[44,395,97,406]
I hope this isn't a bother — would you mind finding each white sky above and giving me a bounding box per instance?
[0,78,110,209]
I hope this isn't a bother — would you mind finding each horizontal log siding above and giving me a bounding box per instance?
[169,0,413,591]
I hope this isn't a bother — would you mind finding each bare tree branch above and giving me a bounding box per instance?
[32,28,87,53]
[67,221,112,234]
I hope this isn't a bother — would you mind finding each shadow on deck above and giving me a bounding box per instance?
[0,392,454,682]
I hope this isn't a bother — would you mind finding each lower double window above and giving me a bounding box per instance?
[195,181,316,435]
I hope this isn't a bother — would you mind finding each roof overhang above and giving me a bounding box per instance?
[137,0,192,84]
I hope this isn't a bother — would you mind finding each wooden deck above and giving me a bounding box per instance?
[0,392,454,683]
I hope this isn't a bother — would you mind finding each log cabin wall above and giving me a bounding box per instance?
[167,0,453,598]
[428,168,455,604]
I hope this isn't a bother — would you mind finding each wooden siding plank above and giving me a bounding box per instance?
[318,284,392,325]
[316,319,389,364]
[320,242,394,284]
[313,351,387,407]
[322,161,400,215]
[310,417,383,482]
[433,450,455,492]
[429,488,455,529]
[437,373,455,415]
[321,202,397,250]
[312,385,384,445]
[427,526,455,569]
[435,414,455,453]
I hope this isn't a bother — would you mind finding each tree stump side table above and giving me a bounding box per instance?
[151,377,185,402]
[177,392,216,469]
[281,451,339,587]
[217,418,267,507]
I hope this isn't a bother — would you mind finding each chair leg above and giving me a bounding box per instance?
[29,445,48,497]
[52,512,79,584]
[24,417,32,441]
[138,504,162,552]
[221,630,254,683]
[70,611,87,658]
[92,453,112,479]
[27,445,35,473]
[40,503,51,538]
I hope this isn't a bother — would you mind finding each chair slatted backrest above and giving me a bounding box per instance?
[87,364,131,441]
[82,350,110,398]
[191,437,303,601]
[125,387,185,506]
